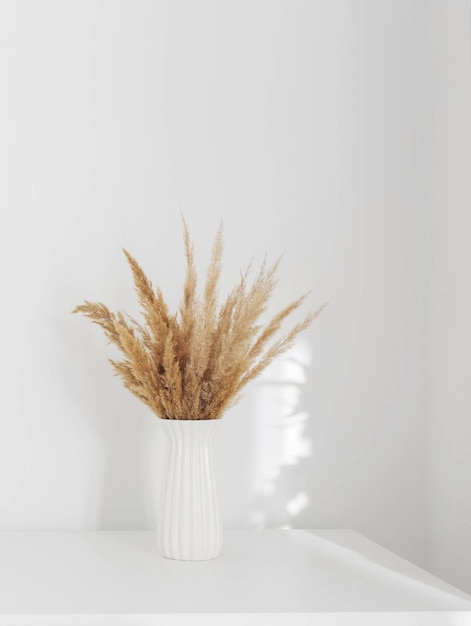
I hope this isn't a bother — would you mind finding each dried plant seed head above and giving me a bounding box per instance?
[73,222,327,420]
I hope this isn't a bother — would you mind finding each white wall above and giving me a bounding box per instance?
[426,0,471,594]
[0,0,429,573]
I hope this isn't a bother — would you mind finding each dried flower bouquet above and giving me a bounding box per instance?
[73,221,326,420]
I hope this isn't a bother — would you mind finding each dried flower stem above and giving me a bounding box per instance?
[73,223,326,419]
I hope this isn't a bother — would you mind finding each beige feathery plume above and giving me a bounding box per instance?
[73,221,327,420]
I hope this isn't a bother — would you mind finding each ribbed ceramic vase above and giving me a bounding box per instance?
[158,418,222,561]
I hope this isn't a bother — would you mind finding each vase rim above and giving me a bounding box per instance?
[158,417,222,421]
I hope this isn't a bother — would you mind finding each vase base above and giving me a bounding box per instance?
[160,550,222,562]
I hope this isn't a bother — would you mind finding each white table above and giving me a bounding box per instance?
[0,529,470,625]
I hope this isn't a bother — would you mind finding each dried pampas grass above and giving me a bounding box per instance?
[73,221,326,420]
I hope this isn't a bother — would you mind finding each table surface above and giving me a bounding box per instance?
[0,529,470,625]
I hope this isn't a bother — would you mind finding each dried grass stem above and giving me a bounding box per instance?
[73,224,326,419]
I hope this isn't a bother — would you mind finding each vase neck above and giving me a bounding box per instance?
[160,418,220,447]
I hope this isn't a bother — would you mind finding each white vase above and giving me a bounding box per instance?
[158,418,223,560]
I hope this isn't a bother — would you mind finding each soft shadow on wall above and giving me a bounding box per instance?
[65,313,161,530]
[248,338,313,529]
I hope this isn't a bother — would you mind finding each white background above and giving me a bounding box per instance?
[0,0,469,594]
